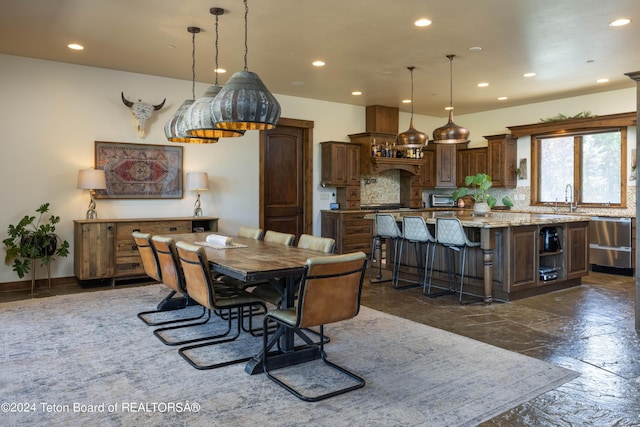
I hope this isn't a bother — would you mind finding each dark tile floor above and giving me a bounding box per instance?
[3,271,639,425]
[360,271,640,426]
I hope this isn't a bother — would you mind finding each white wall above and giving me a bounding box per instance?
[0,54,363,283]
[0,53,636,284]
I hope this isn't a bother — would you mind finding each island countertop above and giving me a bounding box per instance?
[374,211,590,228]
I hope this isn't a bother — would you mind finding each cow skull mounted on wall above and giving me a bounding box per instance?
[121,92,166,138]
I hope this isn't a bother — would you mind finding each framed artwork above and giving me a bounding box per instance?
[94,141,183,199]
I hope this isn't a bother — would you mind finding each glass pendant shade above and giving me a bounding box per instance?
[184,85,245,138]
[433,54,470,144]
[211,70,281,130]
[165,100,219,143]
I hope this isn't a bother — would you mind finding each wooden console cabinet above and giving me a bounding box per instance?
[73,217,218,283]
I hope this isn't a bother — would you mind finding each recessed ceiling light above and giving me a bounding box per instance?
[596,78,609,83]
[523,72,536,78]
[469,46,482,52]
[167,44,176,49]
[351,91,362,96]
[497,96,508,101]
[414,18,432,27]
[402,99,411,104]
[67,43,84,50]
[214,68,226,74]
[477,82,489,88]
[609,18,631,27]
[444,106,454,111]
[312,60,325,67]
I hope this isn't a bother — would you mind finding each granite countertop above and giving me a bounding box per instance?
[364,211,590,228]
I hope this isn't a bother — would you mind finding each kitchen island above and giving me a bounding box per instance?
[321,209,590,302]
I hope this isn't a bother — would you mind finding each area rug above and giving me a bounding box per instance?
[0,285,578,426]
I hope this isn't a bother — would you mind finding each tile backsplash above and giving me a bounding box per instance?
[360,172,636,217]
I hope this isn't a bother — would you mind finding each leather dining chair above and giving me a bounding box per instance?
[297,234,336,254]
[175,241,268,370]
[263,230,295,246]
[133,232,203,326]
[150,235,233,347]
[237,225,264,240]
[262,251,367,402]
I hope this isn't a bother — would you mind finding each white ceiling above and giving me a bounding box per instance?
[1,0,639,117]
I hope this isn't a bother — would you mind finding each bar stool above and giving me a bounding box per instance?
[369,213,402,284]
[395,216,436,290]
[429,217,481,304]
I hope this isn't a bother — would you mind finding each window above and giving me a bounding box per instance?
[533,129,626,207]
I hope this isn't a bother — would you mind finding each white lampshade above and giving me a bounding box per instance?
[77,169,107,190]
[185,172,209,191]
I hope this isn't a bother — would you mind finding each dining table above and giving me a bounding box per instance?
[161,232,332,375]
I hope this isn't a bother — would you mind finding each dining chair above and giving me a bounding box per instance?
[175,241,268,370]
[262,251,367,402]
[297,234,336,254]
[395,216,436,290]
[237,225,264,240]
[429,217,481,304]
[134,232,200,326]
[149,236,233,346]
[369,213,402,284]
[264,230,296,246]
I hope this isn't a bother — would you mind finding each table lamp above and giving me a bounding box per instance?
[77,169,107,220]
[186,172,209,217]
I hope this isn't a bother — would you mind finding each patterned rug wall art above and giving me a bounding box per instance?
[94,141,182,199]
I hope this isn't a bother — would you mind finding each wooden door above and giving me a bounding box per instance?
[260,118,314,240]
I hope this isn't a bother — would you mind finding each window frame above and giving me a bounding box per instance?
[530,127,627,208]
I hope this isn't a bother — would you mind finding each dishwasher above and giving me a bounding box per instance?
[589,216,633,272]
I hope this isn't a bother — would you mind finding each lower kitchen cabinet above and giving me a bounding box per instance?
[74,217,218,283]
[321,211,373,255]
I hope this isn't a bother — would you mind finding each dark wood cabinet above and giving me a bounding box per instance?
[422,148,435,188]
[510,225,539,292]
[320,141,360,188]
[457,147,487,185]
[434,143,459,188]
[321,211,373,255]
[486,134,517,188]
[320,141,347,186]
[566,222,589,279]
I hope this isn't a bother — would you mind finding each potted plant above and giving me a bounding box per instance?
[3,203,70,279]
[452,173,514,215]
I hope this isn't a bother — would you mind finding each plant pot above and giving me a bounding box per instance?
[20,233,57,258]
[473,201,491,216]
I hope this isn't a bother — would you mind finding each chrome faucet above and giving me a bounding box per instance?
[565,184,577,212]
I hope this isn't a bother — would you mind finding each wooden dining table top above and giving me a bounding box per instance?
[160,232,330,283]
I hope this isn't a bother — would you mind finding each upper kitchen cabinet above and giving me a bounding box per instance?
[321,141,360,187]
[424,143,460,188]
[457,147,487,185]
[485,134,517,188]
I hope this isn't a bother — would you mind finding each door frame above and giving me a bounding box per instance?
[259,117,314,235]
